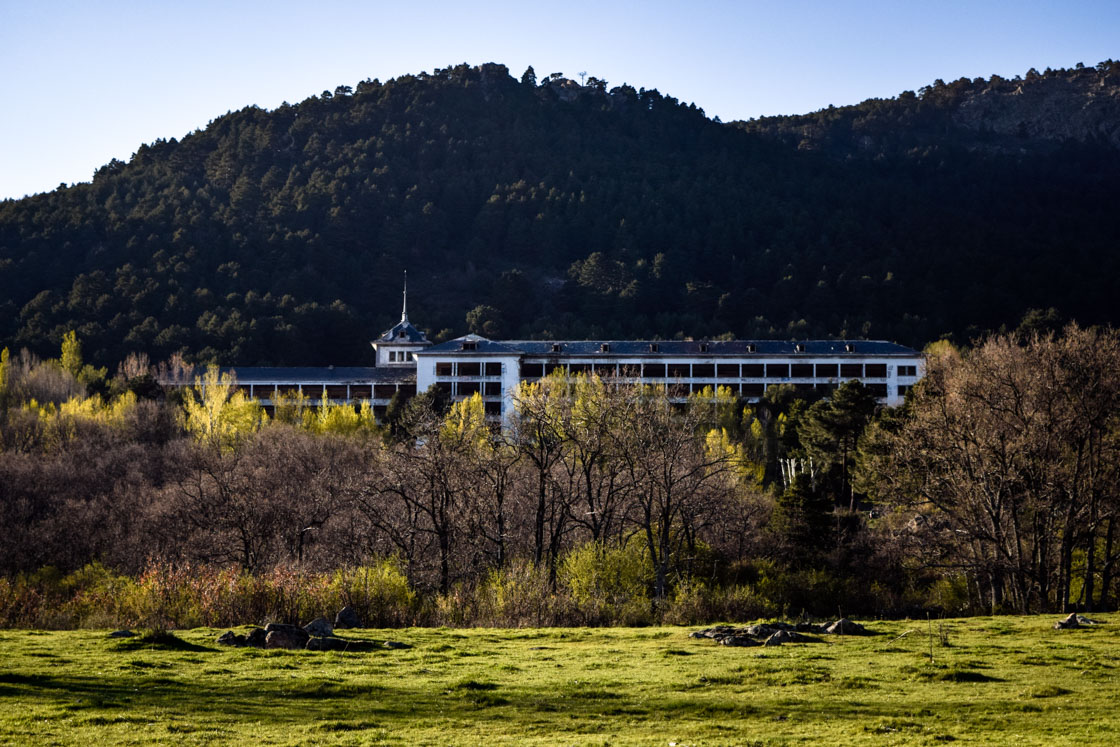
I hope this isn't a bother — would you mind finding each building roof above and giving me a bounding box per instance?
[375,319,429,344]
[417,336,920,357]
[221,367,415,385]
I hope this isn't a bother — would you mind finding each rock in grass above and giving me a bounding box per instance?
[305,636,382,652]
[1053,612,1099,630]
[217,631,247,647]
[335,606,361,629]
[108,630,136,638]
[264,623,310,649]
[825,618,868,635]
[719,635,761,647]
[303,617,334,637]
[246,627,267,648]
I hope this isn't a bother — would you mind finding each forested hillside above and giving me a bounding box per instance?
[2,61,1118,367]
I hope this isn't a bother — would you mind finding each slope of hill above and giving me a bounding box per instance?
[1,61,1118,367]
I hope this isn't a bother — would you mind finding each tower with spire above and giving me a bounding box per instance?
[371,271,431,366]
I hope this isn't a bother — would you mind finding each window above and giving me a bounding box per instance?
[717,363,739,377]
[643,363,666,377]
[374,384,396,398]
[485,361,502,377]
[458,381,480,395]
[436,362,453,377]
[485,401,502,416]
[667,363,690,378]
[865,364,887,378]
[593,363,616,376]
[458,362,481,377]
[867,383,888,398]
[791,364,813,378]
[766,364,790,379]
[484,382,502,397]
[692,363,715,378]
[462,340,477,351]
[899,365,917,377]
[815,363,839,378]
[569,363,591,374]
[600,343,610,353]
[840,363,863,378]
[699,343,709,353]
[521,363,543,378]
[649,343,660,353]
[743,364,764,378]
[898,384,912,397]
[742,383,764,397]
[551,343,562,353]
[795,343,805,353]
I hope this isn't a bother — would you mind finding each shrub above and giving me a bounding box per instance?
[560,538,653,625]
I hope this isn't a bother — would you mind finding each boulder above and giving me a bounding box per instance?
[217,631,247,647]
[1054,613,1081,630]
[719,635,760,647]
[303,617,334,637]
[246,627,267,648]
[305,636,382,652]
[264,623,310,650]
[335,605,362,629]
[108,630,136,638]
[825,618,868,635]
[764,630,822,645]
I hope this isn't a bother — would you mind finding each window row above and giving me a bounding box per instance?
[434,361,503,377]
[517,361,893,379]
[433,382,503,397]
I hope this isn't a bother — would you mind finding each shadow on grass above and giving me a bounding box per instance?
[112,630,214,653]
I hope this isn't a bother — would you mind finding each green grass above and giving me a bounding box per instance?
[0,616,1116,745]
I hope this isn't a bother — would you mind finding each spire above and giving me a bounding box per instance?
[401,271,408,322]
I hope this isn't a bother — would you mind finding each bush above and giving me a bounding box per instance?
[560,539,653,625]
[330,560,417,627]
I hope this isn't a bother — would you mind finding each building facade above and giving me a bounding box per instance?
[414,335,924,422]
[206,284,924,420]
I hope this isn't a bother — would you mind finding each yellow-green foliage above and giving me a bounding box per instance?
[0,347,9,402]
[58,330,107,388]
[182,365,265,447]
[272,387,310,425]
[304,389,378,436]
[60,331,82,379]
[560,538,653,625]
[441,391,489,446]
[328,560,416,627]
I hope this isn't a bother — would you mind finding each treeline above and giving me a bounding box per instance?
[3,62,1120,367]
[3,324,1119,628]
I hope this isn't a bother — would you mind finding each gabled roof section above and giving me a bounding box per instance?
[416,334,525,356]
[376,319,429,344]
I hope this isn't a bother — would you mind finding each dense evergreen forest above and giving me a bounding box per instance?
[2,61,1119,367]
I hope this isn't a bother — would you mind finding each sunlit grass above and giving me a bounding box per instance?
[0,615,1116,745]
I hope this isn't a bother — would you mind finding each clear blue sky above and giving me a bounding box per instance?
[1,0,1117,200]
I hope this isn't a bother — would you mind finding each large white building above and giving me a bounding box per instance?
[214,283,924,421]
[414,334,924,422]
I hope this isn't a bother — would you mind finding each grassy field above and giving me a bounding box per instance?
[0,615,1116,745]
